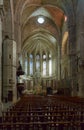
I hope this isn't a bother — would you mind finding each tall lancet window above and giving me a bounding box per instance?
[36,54,40,71]
[43,54,46,76]
[30,54,33,75]
[25,59,28,75]
[49,54,52,76]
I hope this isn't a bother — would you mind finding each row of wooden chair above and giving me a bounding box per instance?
[0,94,84,130]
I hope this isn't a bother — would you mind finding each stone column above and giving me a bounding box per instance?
[0,2,4,113]
[76,33,84,97]
[68,23,77,96]
[52,54,54,76]
[33,54,36,75]
[46,53,49,76]
[2,38,17,102]
[55,50,58,80]
[35,53,37,73]
[0,15,2,103]
[33,54,35,87]
[52,54,56,77]
[12,40,17,102]
[27,54,29,75]
[40,53,43,76]
[57,45,61,80]
[78,65,84,97]
[24,56,27,75]
[22,54,25,72]
[69,53,77,96]
[76,0,84,97]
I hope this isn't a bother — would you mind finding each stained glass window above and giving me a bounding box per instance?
[43,54,46,76]
[30,54,33,75]
[49,59,52,76]
[25,59,27,75]
[36,55,40,71]
[49,54,52,76]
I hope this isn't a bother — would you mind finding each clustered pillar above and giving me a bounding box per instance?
[0,15,2,103]
[2,37,17,102]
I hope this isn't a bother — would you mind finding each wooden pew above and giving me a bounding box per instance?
[1,95,84,130]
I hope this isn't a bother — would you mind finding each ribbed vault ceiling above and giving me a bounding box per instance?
[14,0,65,55]
[22,32,57,55]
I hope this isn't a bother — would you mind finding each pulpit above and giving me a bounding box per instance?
[16,61,25,97]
